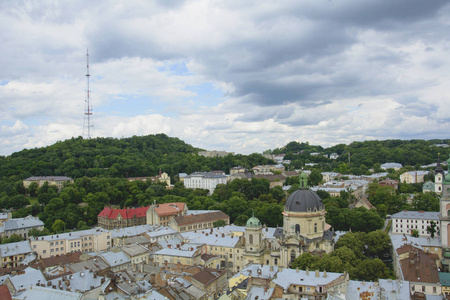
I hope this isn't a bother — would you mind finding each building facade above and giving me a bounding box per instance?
[391,210,440,237]
[97,207,148,230]
[23,176,74,189]
[183,172,228,194]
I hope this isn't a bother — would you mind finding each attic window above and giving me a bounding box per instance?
[296,201,300,205]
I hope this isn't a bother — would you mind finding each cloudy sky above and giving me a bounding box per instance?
[1,0,450,156]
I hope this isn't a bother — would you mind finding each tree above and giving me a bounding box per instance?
[308,170,323,186]
[52,219,66,233]
[427,221,437,238]
[363,230,392,260]
[213,220,226,227]
[411,230,419,238]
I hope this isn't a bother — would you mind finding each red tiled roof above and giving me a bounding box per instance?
[98,207,149,219]
[153,203,186,217]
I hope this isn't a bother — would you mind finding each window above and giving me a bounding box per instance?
[33,245,36,249]
[249,234,253,244]
[314,223,317,233]
[422,286,425,292]
[295,224,300,233]
[43,250,46,254]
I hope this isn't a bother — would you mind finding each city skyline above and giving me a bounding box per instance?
[1,0,450,156]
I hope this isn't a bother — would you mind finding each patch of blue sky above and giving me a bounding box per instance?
[183,82,224,107]
[157,61,193,76]
[96,94,173,117]
[0,81,9,86]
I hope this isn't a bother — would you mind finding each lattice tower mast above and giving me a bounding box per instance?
[83,49,93,139]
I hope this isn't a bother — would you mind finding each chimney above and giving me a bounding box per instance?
[296,268,299,273]
[270,266,273,272]
[306,268,309,275]
[323,270,327,278]
[315,270,320,277]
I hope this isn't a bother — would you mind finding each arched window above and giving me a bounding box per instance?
[314,223,317,233]
[290,250,296,263]
[249,234,253,244]
[447,210,450,217]
[322,220,325,230]
[295,224,300,234]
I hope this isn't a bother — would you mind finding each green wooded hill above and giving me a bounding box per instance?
[0,134,272,183]
[271,139,450,173]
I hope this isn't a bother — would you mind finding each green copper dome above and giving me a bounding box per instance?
[246,216,262,228]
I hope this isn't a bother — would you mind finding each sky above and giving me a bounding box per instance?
[1,0,450,156]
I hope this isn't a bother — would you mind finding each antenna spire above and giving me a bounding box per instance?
[83,49,94,139]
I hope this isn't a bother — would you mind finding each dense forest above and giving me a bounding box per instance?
[269,139,450,173]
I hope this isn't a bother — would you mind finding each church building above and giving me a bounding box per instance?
[243,173,334,268]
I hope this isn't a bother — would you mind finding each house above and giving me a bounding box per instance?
[12,285,83,300]
[395,244,441,296]
[29,228,111,259]
[121,244,150,265]
[198,150,234,157]
[146,202,188,227]
[400,171,430,184]
[170,211,230,233]
[0,216,44,239]
[97,207,149,230]
[127,169,171,187]
[272,268,348,298]
[381,163,403,171]
[230,166,247,175]
[151,244,202,267]
[391,210,439,237]
[22,176,74,190]
[0,241,33,268]
[0,212,11,226]
[98,250,131,272]
[191,268,228,299]
[354,197,375,210]
[4,267,46,295]
[183,172,228,194]
[379,179,399,190]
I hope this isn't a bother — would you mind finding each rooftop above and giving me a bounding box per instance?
[0,241,32,257]
[98,207,148,219]
[391,210,439,220]
[153,202,186,217]
[273,268,343,290]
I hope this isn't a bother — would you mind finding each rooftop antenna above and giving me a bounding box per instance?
[83,49,94,139]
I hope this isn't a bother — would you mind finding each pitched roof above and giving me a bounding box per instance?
[98,207,149,219]
[23,176,73,182]
[397,244,439,283]
[153,202,186,217]
[174,211,229,226]
[192,268,225,286]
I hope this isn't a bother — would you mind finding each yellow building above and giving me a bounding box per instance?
[30,228,111,259]
[0,241,32,268]
[23,176,74,189]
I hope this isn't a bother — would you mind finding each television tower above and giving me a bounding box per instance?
[83,49,94,139]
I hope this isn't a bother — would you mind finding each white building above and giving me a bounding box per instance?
[183,172,228,194]
[391,210,440,237]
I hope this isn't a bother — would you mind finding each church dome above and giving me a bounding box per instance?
[285,189,324,213]
[246,216,261,228]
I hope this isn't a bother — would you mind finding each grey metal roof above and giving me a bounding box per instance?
[0,240,32,257]
[13,285,83,300]
[285,189,324,213]
[99,251,131,267]
[24,176,73,181]
[4,216,44,231]
[185,172,226,178]
[391,210,439,220]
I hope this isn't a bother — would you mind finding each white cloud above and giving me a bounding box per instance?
[1,0,450,156]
